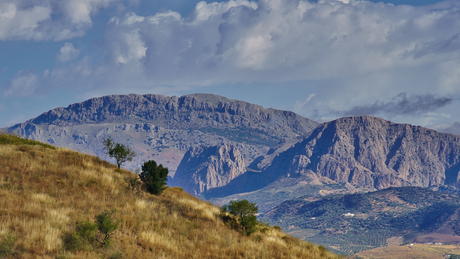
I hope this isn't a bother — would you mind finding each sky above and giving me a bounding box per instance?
[1,0,460,134]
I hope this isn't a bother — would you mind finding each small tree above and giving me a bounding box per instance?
[221,199,259,235]
[95,209,120,247]
[139,160,168,195]
[102,136,135,169]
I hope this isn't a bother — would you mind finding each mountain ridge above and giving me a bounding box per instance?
[259,115,460,190]
[6,93,318,173]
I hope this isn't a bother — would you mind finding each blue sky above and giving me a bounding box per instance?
[1,0,460,134]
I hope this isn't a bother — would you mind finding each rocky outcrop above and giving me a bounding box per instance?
[6,94,317,173]
[170,143,246,195]
[13,93,317,145]
[263,116,460,189]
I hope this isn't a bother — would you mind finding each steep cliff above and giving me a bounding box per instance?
[263,116,460,189]
[13,93,317,145]
[171,143,246,195]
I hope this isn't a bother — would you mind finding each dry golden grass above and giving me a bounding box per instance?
[0,134,342,258]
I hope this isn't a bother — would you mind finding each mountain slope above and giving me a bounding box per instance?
[260,116,460,190]
[0,133,339,258]
[170,143,246,195]
[207,115,460,214]
[262,187,460,254]
[6,93,318,174]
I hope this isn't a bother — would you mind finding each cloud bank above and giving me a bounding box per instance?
[3,0,460,126]
[0,0,121,41]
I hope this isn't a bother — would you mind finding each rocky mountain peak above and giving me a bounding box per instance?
[13,93,317,145]
[261,115,460,190]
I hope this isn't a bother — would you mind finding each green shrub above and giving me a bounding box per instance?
[139,160,168,195]
[67,220,97,251]
[95,209,120,247]
[221,200,259,236]
[128,177,140,191]
[66,210,120,251]
[0,233,17,258]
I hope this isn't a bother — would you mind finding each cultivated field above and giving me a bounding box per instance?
[353,243,460,259]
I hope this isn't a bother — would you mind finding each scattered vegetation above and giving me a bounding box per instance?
[0,133,55,149]
[264,187,460,254]
[102,136,135,168]
[139,160,168,195]
[0,135,341,258]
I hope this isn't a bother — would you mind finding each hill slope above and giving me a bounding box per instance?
[262,187,460,254]
[0,133,339,258]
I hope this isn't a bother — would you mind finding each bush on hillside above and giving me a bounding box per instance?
[95,209,120,247]
[66,210,120,251]
[139,160,168,195]
[0,233,17,258]
[221,199,259,236]
[67,220,97,251]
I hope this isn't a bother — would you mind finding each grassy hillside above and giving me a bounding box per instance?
[262,187,460,254]
[0,133,340,258]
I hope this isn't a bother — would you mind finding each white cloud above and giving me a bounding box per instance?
[8,0,460,127]
[95,0,460,85]
[0,0,121,41]
[57,43,80,62]
[3,70,39,96]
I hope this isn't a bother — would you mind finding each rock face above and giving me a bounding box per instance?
[171,143,246,195]
[18,93,317,143]
[6,93,317,174]
[262,116,460,190]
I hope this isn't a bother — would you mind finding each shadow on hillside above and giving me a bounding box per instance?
[204,171,276,198]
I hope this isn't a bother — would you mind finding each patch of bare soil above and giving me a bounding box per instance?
[387,236,403,246]
[414,233,460,244]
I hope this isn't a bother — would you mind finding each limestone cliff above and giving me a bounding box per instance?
[6,93,317,172]
[263,116,460,189]
[170,143,246,195]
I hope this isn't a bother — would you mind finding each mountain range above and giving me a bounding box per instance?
[6,93,317,177]
[6,93,460,254]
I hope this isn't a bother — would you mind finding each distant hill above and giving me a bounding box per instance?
[0,133,339,258]
[6,93,318,175]
[261,186,460,254]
